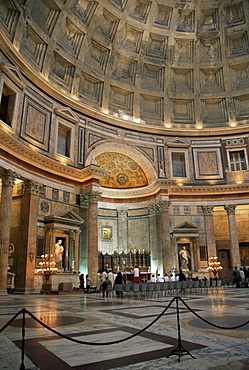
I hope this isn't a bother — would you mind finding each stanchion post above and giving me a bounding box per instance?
[167,296,196,362]
[20,308,26,370]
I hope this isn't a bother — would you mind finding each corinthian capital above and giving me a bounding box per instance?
[0,169,17,186]
[87,191,102,204]
[201,205,214,215]
[224,204,237,215]
[148,205,157,215]
[157,201,171,212]
[24,180,40,195]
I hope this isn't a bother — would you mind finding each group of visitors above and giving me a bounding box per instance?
[233,266,249,287]
[99,270,125,297]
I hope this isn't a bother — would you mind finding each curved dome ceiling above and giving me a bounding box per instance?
[95,152,148,189]
[2,0,249,131]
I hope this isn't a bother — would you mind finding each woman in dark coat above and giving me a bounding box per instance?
[114,272,124,297]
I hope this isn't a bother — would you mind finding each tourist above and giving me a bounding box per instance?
[101,277,112,298]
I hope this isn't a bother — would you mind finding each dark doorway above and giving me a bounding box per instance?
[217,249,231,279]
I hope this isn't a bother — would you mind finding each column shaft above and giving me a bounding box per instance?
[159,201,172,276]
[224,205,241,268]
[0,170,15,294]
[74,231,79,271]
[15,180,39,294]
[202,206,217,258]
[87,191,101,286]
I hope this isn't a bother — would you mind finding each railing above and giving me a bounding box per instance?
[1,296,248,369]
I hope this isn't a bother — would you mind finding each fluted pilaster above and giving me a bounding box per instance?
[202,205,217,258]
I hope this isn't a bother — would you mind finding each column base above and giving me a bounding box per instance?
[0,289,8,295]
[14,288,37,294]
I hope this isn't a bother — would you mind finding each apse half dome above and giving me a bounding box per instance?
[95,152,148,189]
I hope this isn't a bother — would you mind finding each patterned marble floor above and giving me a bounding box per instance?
[0,286,248,370]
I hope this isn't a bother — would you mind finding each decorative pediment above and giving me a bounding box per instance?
[172,221,200,234]
[54,108,78,123]
[166,138,189,148]
[44,209,84,229]
[0,63,26,89]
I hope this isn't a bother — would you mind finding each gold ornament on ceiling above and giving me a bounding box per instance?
[95,152,148,189]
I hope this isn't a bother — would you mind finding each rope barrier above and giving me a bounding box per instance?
[0,296,248,369]
[179,297,249,330]
[25,296,176,345]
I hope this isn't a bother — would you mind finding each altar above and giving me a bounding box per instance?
[122,271,152,283]
[98,248,151,274]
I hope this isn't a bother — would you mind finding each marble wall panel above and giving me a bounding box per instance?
[21,95,51,150]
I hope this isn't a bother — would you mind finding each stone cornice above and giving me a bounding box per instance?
[168,184,249,194]
[0,129,108,183]
[1,126,249,199]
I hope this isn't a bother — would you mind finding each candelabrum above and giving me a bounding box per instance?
[207,256,223,278]
[37,254,57,294]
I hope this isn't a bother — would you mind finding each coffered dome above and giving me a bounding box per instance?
[2,0,249,133]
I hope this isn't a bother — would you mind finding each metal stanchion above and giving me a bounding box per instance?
[167,296,196,362]
[20,308,26,370]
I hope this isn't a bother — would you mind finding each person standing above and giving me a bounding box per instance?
[107,269,114,287]
[134,266,140,283]
[178,269,186,282]
[102,277,112,298]
[233,267,241,288]
[239,268,245,285]
[97,270,102,292]
[79,273,84,290]
[114,272,124,297]
[157,274,164,282]
[86,274,92,292]
[101,270,107,282]
[164,274,169,281]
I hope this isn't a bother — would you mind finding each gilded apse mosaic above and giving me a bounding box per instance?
[95,152,148,189]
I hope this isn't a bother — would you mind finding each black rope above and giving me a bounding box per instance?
[0,309,24,333]
[178,297,249,330]
[24,296,176,345]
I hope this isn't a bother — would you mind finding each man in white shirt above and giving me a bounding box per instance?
[170,274,176,281]
[150,274,156,282]
[157,274,164,282]
[134,266,140,283]
[101,270,107,282]
[164,274,169,281]
[107,270,114,286]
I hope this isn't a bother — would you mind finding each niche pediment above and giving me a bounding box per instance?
[166,138,189,148]
[172,221,200,235]
[44,210,84,229]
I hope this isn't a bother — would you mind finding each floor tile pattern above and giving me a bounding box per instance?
[0,287,248,369]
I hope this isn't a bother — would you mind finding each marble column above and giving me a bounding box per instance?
[148,205,159,274]
[202,205,217,258]
[15,180,40,294]
[224,204,241,269]
[158,200,172,276]
[74,230,80,271]
[78,194,89,275]
[0,169,16,295]
[87,190,102,286]
[117,210,128,253]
